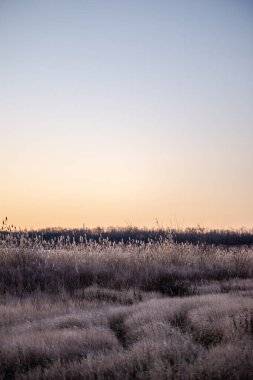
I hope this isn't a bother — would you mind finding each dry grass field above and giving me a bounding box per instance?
[0,234,253,379]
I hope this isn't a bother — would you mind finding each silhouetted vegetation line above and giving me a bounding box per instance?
[1,226,253,246]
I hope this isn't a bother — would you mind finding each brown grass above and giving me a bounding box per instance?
[0,239,253,379]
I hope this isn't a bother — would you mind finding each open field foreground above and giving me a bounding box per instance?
[0,239,253,379]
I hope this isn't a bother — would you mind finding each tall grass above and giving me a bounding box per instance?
[0,232,253,379]
[0,235,252,295]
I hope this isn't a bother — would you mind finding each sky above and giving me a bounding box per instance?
[0,0,253,230]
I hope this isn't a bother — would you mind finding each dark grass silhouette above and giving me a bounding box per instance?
[2,225,253,247]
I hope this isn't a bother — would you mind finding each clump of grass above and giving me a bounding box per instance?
[1,293,253,379]
[0,234,252,296]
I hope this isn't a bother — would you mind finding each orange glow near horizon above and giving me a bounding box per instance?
[0,1,253,230]
[1,180,252,231]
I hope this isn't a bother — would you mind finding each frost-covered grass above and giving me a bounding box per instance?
[0,239,253,379]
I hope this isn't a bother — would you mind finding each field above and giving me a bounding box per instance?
[0,231,253,379]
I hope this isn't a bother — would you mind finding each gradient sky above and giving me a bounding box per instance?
[0,0,253,229]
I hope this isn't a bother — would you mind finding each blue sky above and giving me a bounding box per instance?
[0,0,253,229]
